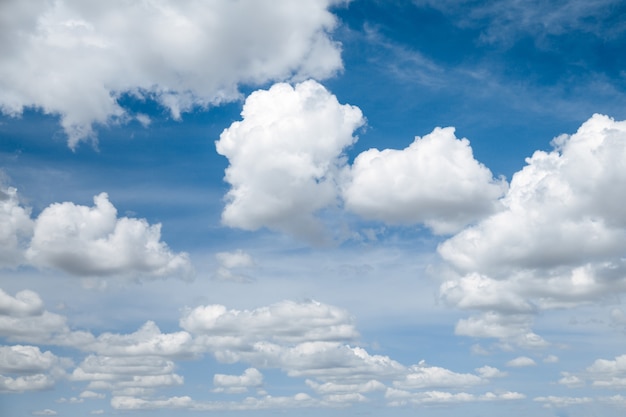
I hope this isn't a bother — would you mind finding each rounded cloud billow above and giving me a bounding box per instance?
[216,80,365,243]
[343,126,507,234]
[0,0,346,148]
[217,81,508,240]
[0,188,191,281]
[438,114,626,343]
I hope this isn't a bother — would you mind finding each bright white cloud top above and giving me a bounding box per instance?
[216,80,364,242]
[0,0,345,148]
[2,1,626,416]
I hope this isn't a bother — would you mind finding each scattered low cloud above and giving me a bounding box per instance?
[534,395,593,408]
[506,357,537,368]
[213,368,263,394]
[0,188,192,281]
[216,80,365,243]
[0,187,33,267]
[214,250,255,283]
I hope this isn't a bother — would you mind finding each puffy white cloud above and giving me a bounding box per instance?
[31,410,58,416]
[343,127,507,234]
[506,356,536,368]
[558,372,584,388]
[438,114,626,340]
[392,361,483,389]
[216,80,365,242]
[80,390,106,400]
[87,321,194,357]
[0,0,346,147]
[586,354,626,389]
[0,345,60,374]
[0,288,43,317]
[440,273,534,314]
[454,311,548,348]
[213,368,263,394]
[0,187,33,267]
[534,396,593,408]
[0,344,70,393]
[27,192,192,279]
[0,288,86,346]
[71,354,184,395]
[214,250,255,283]
[475,365,507,378]
[181,299,358,345]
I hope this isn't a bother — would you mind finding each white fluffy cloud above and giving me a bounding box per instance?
[213,368,263,394]
[343,127,507,234]
[506,356,536,368]
[216,81,512,241]
[0,345,69,393]
[26,192,192,279]
[216,80,365,242]
[586,354,626,389]
[0,187,33,267]
[0,187,191,280]
[180,299,358,346]
[438,114,626,340]
[0,0,346,147]
[392,362,484,389]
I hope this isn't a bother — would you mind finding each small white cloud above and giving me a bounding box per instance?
[475,365,507,378]
[543,354,559,363]
[213,368,263,393]
[80,390,106,399]
[558,372,584,388]
[506,356,536,367]
[32,410,57,416]
[27,193,192,280]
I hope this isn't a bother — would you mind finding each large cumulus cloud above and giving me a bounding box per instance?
[438,114,626,342]
[0,0,346,148]
[216,80,365,242]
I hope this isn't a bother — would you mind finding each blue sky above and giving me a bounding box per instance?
[2,0,626,416]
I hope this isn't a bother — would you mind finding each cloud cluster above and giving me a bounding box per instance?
[0,287,520,410]
[438,114,626,343]
[217,80,506,241]
[0,190,191,281]
[0,0,346,147]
